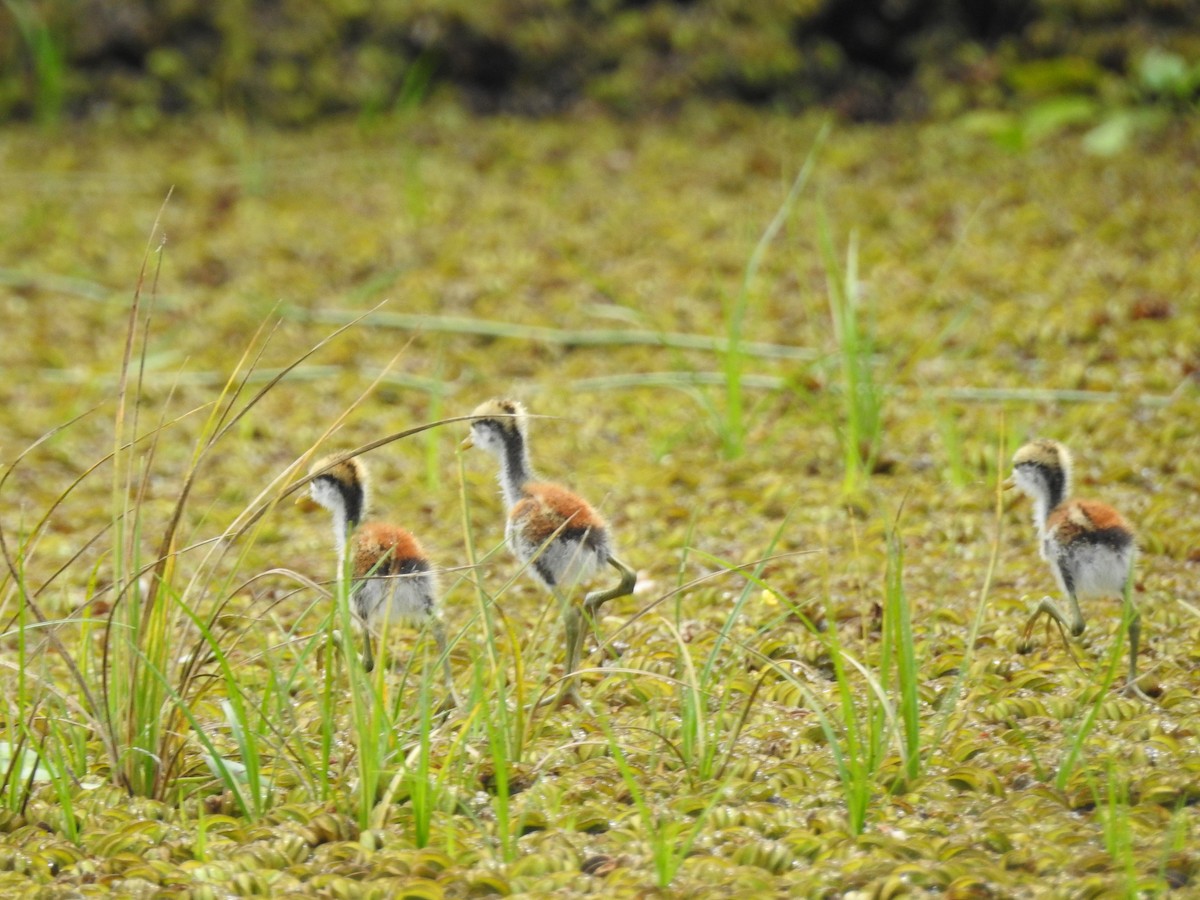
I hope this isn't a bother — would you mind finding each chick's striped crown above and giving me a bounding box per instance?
[1012,439,1070,474]
[470,398,527,438]
[309,454,368,525]
[309,454,366,490]
[1012,438,1073,514]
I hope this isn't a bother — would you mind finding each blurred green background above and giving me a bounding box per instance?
[2,0,1198,125]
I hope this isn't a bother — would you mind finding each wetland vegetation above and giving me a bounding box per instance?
[1,27,1200,896]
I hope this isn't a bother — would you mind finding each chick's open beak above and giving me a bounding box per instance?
[295,494,321,512]
[459,435,474,451]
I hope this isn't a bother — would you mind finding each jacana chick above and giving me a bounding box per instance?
[462,399,636,709]
[296,454,454,701]
[1008,439,1142,694]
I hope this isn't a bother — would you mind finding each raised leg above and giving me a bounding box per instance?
[1017,594,1085,654]
[541,558,636,712]
[583,555,637,620]
[576,555,638,666]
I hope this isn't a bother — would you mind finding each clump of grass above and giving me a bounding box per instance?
[1097,759,1137,893]
[598,710,721,889]
[881,519,920,785]
[760,510,920,834]
[675,531,799,783]
[817,216,883,493]
[0,203,466,822]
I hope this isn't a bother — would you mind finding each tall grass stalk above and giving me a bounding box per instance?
[457,448,522,711]
[599,715,722,888]
[663,617,711,777]
[675,524,797,781]
[817,216,882,492]
[882,523,921,783]
[457,451,537,861]
[0,539,36,814]
[929,436,1006,751]
[405,677,437,848]
[39,723,81,843]
[714,123,828,458]
[340,583,391,828]
[821,600,883,832]
[483,684,516,862]
[103,210,177,797]
[935,403,971,489]
[692,519,789,688]
[1097,760,1137,896]
[673,514,699,627]
[759,515,923,833]
[1054,579,1136,789]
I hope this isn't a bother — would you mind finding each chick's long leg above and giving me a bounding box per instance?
[541,557,636,712]
[430,618,459,711]
[576,554,638,665]
[360,636,376,673]
[349,583,377,673]
[539,588,589,711]
[1020,556,1086,653]
[1122,579,1152,702]
[1017,594,1085,654]
[564,555,637,709]
[583,555,637,620]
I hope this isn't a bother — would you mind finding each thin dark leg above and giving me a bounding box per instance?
[540,557,636,712]
[1122,579,1151,701]
[539,589,588,710]
[431,619,458,711]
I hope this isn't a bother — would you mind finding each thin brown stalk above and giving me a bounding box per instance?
[600,549,822,651]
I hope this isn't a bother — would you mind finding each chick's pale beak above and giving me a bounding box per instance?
[295,494,321,512]
[459,435,474,451]
[1002,475,1016,491]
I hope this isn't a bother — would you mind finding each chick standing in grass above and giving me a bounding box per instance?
[462,399,636,709]
[1007,439,1143,694]
[296,454,455,703]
